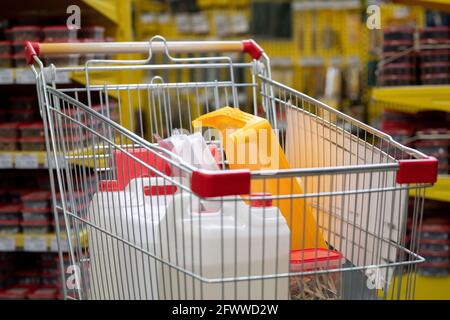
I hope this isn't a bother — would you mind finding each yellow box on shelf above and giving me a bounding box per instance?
[410,175,450,203]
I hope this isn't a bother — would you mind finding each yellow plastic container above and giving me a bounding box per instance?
[193,107,327,250]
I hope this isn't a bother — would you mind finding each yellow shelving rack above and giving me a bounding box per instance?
[291,1,368,104]
[77,0,138,131]
[0,1,137,264]
[369,0,450,301]
[292,1,362,61]
[371,85,450,114]
[133,0,253,139]
[133,1,369,98]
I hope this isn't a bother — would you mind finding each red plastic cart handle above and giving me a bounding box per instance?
[190,156,439,198]
[25,39,264,65]
[191,169,251,198]
[396,156,438,184]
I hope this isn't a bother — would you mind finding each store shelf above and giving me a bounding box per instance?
[371,85,450,113]
[393,0,450,12]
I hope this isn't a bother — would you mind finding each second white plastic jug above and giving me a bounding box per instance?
[157,192,291,300]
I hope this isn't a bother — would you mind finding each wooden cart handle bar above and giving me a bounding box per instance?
[25,40,264,65]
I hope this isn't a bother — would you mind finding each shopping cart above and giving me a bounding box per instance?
[25,37,438,300]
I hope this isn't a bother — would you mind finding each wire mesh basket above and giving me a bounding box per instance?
[26,36,438,300]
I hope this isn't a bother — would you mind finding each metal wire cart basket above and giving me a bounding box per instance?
[25,36,438,300]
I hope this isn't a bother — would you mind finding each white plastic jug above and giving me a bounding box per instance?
[87,177,177,300]
[157,192,291,300]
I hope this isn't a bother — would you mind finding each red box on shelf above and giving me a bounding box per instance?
[0,286,34,299]
[0,219,20,234]
[378,74,416,86]
[0,204,21,221]
[0,54,13,68]
[421,61,450,75]
[0,137,18,151]
[378,62,416,76]
[12,53,27,68]
[21,191,51,210]
[7,26,42,41]
[27,286,58,300]
[382,39,413,52]
[0,122,19,138]
[42,25,77,41]
[421,72,450,85]
[420,26,450,44]
[0,41,11,54]
[19,122,44,138]
[383,27,415,41]
[19,137,46,151]
[21,220,50,234]
[22,207,51,222]
[78,25,105,39]
[419,49,450,63]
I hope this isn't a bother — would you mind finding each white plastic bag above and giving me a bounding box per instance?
[157,130,218,171]
[157,130,220,212]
